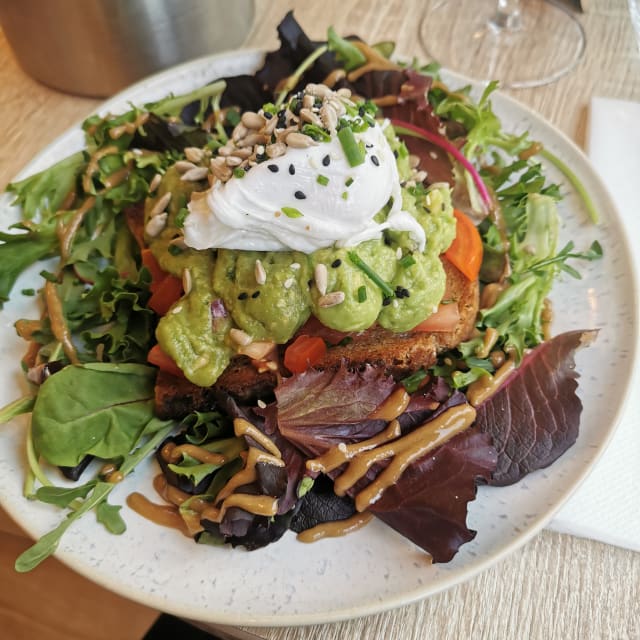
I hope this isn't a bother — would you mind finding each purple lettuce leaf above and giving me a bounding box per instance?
[369,427,496,563]
[276,365,396,456]
[475,329,598,486]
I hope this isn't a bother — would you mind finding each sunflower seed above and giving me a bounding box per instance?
[286,131,317,148]
[318,291,345,308]
[284,277,295,289]
[232,123,249,143]
[240,341,275,361]
[174,160,198,174]
[193,355,209,370]
[300,108,323,127]
[302,94,315,109]
[149,173,162,194]
[150,192,172,217]
[266,142,287,158]
[210,158,232,181]
[230,328,253,346]
[184,147,205,163]
[225,155,243,167]
[181,166,209,181]
[306,83,332,98]
[237,132,268,148]
[231,147,252,159]
[319,104,338,133]
[314,263,328,295]
[182,268,192,295]
[145,212,168,237]
[254,259,267,285]
[241,111,266,130]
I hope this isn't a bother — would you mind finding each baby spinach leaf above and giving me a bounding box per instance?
[31,363,157,467]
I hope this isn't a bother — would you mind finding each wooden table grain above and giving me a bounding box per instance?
[1,1,639,639]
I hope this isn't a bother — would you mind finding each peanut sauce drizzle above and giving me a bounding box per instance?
[126,492,191,537]
[233,417,282,459]
[347,41,402,82]
[368,387,410,421]
[322,68,347,88]
[297,511,373,543]
[108,111,150,140]
[466,358,516,407]
[44,281,79,364]
[58,196,96,262]
[307,404,476,513]
[160,441,226,466]
[82,145,119,194]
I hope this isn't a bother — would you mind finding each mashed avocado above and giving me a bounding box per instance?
[147,143,456,387]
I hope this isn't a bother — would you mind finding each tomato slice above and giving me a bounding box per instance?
[148,275,183,316]
[444,209,483,282]
[284,335,327,373]
[148,344,184,378]
[412,303,460,333]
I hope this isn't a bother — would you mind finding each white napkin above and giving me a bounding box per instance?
[546,97,640,552]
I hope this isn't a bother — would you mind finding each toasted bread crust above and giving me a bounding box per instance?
[154,257,479,419]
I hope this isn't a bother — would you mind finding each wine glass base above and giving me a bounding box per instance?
[421,0,586,89]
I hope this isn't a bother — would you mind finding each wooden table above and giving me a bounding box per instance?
[1,1,639,639]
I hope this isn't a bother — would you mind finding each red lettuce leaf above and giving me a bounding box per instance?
[369,426,496,562]
[475,329,598,486]
[276,365,396,455]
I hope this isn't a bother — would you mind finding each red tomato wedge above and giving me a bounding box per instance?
[148,344,184,378]
[444,209,483,282]
[148,275,183,316]
[284,335,327,373]
[141,248,166,293]
[412,302,460,333]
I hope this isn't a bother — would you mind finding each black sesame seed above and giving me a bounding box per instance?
[289,164,296,175]
[264,111,273,120]
[365,143,373,149]
[251,290,261,298]
[256,153,267,162]
[358,106,365,117]
[393,149,399,158]
[292,102,302,116]
[238,292,249,300]
[382,296,392,306]
[331,259,342,268]
[441,202,446,212]
[371,155,380,167]
[267,164,279,173]
[277,115,287,128]
[322,154,331,167]
[307,279,314,288]
[294,190,306,200]
[403,288,410,298]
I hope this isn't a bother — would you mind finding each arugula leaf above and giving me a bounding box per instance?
[31,363,157,467]
[35,482,97,508]
[15,418,174,572]
[96,501,126,534]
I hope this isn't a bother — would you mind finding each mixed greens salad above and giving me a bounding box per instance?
[0,13,601,572]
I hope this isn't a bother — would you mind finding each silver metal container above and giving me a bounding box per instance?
[0,0,255,97]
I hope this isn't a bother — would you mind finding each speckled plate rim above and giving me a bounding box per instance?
[0,49,637,627]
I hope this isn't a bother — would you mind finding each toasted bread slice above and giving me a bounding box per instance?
[154,257,479,419]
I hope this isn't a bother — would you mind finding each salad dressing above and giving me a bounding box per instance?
[368,387,410,421]
[234,418,282,458]
[297,511,373,543]
[126,491,191,537]
[161,441,226,466]
[466,359,516,407]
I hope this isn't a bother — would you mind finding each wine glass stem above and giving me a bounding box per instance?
[490,0,522,31]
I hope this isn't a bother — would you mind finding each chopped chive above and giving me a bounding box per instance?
[357,286,367,302]
[175,207,189,228]
[233,167,246,179]
[21,288,36,296]
[347,251,394,298]
[399,254,416,268]
[345,177,354,187]
[316,174,329,186]
[40,270,57,283]
[168,244,183,256]
[401,369,428,393]
[281,207,304,218]
[337,126,365,167]
[341,191,348,200]
[226,108,241,126]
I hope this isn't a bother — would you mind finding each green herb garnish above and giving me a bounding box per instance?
[337,126,365,167]
[347,251,394,298]
[281,207,304,218]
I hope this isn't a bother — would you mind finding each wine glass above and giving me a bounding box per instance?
[420,0,586,89]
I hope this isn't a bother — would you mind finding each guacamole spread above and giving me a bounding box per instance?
[145,134,456,387]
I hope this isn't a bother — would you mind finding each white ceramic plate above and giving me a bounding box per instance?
[0,50,637,626]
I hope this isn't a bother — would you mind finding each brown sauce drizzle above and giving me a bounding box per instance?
[126,492,191,537]
[44,281,79,364]
[297,511,373,543]
[368,387,410,421]
[308,404,476,512]
[160,441,226,466]
[108,111,150,140]
[83,145,119,194]
[58,196,96,262]
[466,359,516,407]
[322,68,347,87]
[347,41,401,82]
[233,418,282,458]
[201,493,279,524]
[475,327,499,359]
